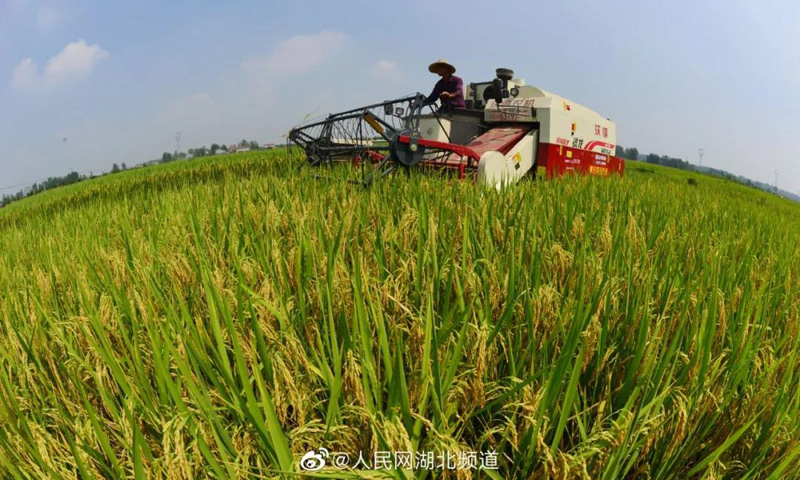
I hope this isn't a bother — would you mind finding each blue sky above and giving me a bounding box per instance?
[1,0,799,193]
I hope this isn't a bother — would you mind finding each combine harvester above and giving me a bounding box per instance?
[289,68,624,188]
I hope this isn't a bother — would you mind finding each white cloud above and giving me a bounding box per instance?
[11,57,38,89]
[370,60,402,82]
[246,31,347,76]
[44,40,109,84]
[36,6,58,31]
[11,40,109,90]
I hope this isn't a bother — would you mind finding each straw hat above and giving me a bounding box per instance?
[428,59,456,74]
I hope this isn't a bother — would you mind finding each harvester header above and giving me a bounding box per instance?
[288,68,624,187]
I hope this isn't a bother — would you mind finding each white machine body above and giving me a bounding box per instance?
[417,70,624,187]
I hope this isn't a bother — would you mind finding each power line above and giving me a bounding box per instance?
[0,170,104,193]
[0,180,42,192]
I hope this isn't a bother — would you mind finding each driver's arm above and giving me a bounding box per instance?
[424,81,443,105]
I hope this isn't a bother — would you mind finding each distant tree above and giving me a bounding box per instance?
[615,145,624,157]
[248,140,259,150]
[111,163,121,174]
[121,163,127,171]
[221,144,228,152]
[162,152,173,163]
[658,155,690,170]
[210,143,221,154]
[646,153,660,164]
[240,139,249,147]
[624,147,639,161]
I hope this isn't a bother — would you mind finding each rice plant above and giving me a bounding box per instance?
[0,150,798,478]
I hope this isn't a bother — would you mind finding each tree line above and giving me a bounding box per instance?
[615,146,693,170]
[161,140,264,163]
[615,145,774,191]
[1,171,89,207]
[1,139,265,207]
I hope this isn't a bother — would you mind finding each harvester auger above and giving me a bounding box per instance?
[288,68,625,188]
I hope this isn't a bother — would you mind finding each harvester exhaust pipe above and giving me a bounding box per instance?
[484,68,514,105]
[495,68,514,82]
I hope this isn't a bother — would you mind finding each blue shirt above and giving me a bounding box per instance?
[425,75,465,111]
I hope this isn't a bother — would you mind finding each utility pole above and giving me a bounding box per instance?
[175,132,182,155]
[774,169,779,193]
[698,148,704,167]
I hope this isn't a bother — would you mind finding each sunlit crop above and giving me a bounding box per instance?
[0,151,798,478]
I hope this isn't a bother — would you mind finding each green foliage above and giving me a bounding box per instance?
[188,146,210,158]
[0,152,799,478]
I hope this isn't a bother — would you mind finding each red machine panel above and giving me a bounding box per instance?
[537,143,625,178]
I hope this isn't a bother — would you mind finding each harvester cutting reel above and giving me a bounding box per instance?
[288,94,476,186]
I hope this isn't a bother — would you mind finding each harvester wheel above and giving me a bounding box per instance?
[390,130,426,168]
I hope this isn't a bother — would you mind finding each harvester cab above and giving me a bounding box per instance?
[288,68,625,188]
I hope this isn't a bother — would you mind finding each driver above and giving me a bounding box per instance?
[424,59,465,113]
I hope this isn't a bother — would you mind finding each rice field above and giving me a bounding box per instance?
[0,150,799,478]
